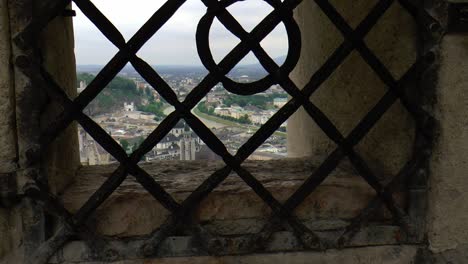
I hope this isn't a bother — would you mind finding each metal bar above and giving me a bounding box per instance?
[41,0,189,147]
[73,0,126,48]
[338,156,422,247]
[19,0,435,258]
[182,110,321,248]
[142,166,233,255]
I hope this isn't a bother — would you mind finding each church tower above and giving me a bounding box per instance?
[179,123,196,160]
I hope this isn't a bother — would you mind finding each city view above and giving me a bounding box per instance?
[77,64,289,165]
[73,0,290,165]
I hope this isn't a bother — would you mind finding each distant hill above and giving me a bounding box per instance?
[76,55,287,78]
[77,72,144,115]
[236,55,287,70]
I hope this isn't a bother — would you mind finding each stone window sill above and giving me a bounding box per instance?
[54,158,404,260]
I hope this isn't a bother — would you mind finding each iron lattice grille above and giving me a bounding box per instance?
[12,0,437,262]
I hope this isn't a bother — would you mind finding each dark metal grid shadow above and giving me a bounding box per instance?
[13,0,437,262]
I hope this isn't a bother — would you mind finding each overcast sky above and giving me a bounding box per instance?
[73,0,288,66]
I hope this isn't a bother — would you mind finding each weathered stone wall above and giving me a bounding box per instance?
[288,1,417,178]
[63,159,387,237]
[0,0,16,260]
[0,1,80,262]
[39,8,80,195]
[0,0,17,175]
[0,208,11,260]
[428,33,468,253]
[0,1,468,264]
[52,245,419,264]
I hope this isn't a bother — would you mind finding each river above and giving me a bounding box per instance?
[163,106,228,129]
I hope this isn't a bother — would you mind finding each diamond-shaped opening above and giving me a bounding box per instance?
[226,51,269,80]
[364,1,418,79]
[197,169,273,235]
[135,1,208,101]
[73,2,120,67]
[354,99,415,185]
[259,23,287,65]
[210,17,242,65]
[226,0,273,32]
[134,0,206,65]
[310,51,387,137]
[77,71,169,164]
[327,0,378,29]
[150,66,208,102]
[78,124,116,165]
[223,28,288,80]
[138,119,222,162]
[194,85,288,156]
[74,1,167,41]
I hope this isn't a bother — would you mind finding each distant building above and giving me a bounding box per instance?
[78,128,111,165]
[124,102,135,112]
[273,97,287,108]
[171,120,185,137]
[206,93,222,104]
[239,75,250,82]
[138,81,146,90]
[77,80,87,93]
[180,125,197,160]
[229,105,244,119]
[148,120,203,161]
[251,113,270,125]
[214,106,231,117]
[268,84,283,93]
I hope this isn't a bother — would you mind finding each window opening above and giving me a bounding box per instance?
[74,0,289,163]
[9,0,437,261]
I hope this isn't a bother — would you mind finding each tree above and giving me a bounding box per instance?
[108,76,138,93]
[239,114,251,124]
[132,138,145,157]
[77,73,142,115]
[120,139,129,151]
[138,102,166,120]
[145,87,152,97]
[76,72,94,87]
[221,93,287,110]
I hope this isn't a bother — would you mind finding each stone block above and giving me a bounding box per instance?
[61,159,396,237]
[428,34,468,253]
[0,208,11,259]
[0,0,17,174]
[288,0,416,178]
[55,245,419,264]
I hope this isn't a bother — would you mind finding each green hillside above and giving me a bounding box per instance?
[77,73,143,115]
